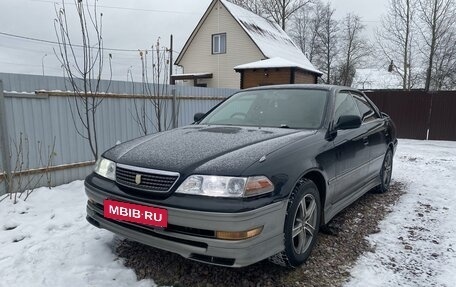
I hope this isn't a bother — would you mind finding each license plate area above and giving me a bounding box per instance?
[103,199,168,228]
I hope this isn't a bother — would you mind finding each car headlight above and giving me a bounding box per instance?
[94,158,116,181]
[175,175,274,198]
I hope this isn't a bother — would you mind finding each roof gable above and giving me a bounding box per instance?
[220,0,320,75]
[175,0,222,65]
[176,0,321,75]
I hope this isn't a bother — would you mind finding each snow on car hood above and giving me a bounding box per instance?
[103,125,315,176]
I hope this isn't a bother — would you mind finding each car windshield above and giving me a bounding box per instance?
[200,89,328,129]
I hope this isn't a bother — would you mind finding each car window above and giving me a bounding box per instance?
[334,92,360,125]
[200,89,328,129]
[204,94,256,123]
[353,95,379,123]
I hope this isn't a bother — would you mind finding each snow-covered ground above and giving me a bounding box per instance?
[347,139,456,287]
[0,181,154,287]
[0,139,455,287]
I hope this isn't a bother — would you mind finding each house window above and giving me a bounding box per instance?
[212,33,226,54]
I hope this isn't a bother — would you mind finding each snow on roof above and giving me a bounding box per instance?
[220,0,322,75]
[171,72,212,77]
[234,57,315,71]
[351,68,403,90]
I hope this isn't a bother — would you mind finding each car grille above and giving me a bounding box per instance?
[115,164,180,192]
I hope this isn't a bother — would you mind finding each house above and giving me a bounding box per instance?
[172,0,322,89]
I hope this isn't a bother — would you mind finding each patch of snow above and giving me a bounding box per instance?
[346,139,456,287]
[234,57,315,71]
[221,0,322,75]
[1,139,455,286]
[0,181,154,287]
[4,90,35,95]
[173,72,212,77]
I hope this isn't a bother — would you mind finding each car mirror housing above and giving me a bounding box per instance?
[194,112,205,122]
[335,115,362,130]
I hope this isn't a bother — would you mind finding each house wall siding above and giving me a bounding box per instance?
[242,68,291,88]
[178,0,264,89]
[242,68,316,88]
[295,70,317,84]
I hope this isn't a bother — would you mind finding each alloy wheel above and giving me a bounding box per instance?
[383,151,393,187]
[292,194,318,255]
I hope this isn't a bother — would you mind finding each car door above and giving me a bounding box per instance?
[352,92,388,181]
[331,91,371,204]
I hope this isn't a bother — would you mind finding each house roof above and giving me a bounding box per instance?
[175,0,322,75]
[234,57,316,71]
[221,0,322,75]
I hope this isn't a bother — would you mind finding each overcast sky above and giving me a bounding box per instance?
[0,0,388,82]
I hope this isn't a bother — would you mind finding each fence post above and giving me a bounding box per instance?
[425,92,434,140]
[0,80,11,195]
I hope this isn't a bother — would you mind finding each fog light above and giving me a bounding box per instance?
[216,226,263,240]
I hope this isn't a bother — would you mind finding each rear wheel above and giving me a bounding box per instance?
[269,180,321,268]
[376,148,393,193]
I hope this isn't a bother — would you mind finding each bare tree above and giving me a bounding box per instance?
[337,13,371,86]
[229,0,312,30]
[314,2,339,84]
[262,0,313,30]
[53,0,112,160]
[417,0,456,91]
[2,133,56,204]
[431,29,456,89]
[228,0,263,14]
[150,39,170,132]
[131,38,178,135]
[377,0,416,90]
[290,4,323,62]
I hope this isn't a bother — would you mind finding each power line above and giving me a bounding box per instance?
[0,31,144,52]
[29,0,200,15]
[0,31,181,55]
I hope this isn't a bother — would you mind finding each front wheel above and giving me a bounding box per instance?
[376,148,393,193]
[269,180,321,268]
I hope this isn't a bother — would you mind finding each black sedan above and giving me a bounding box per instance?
[85,84,397,268]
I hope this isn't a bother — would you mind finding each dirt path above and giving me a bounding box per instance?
[115,182,405,287]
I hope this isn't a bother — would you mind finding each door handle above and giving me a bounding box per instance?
[363,137,369,146]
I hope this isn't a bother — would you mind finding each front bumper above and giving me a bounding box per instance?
[85,180,287,267]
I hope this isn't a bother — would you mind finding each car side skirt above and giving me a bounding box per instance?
[323,175,381,224]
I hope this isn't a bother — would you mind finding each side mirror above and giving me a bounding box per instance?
[194,112,205,122]
[335,115,362,130]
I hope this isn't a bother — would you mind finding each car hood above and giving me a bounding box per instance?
[103,125,315,176]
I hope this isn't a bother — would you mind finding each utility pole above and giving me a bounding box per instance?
[169,34,173,85]
[41,54,47,76]
[169,34,178,128]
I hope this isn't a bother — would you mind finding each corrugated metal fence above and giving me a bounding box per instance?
[0,73,237,195]
[365,90,456,141]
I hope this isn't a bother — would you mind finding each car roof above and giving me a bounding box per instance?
[241,84,358,93]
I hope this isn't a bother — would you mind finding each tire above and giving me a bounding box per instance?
[269,180,321,268]
[376,148,393,193]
